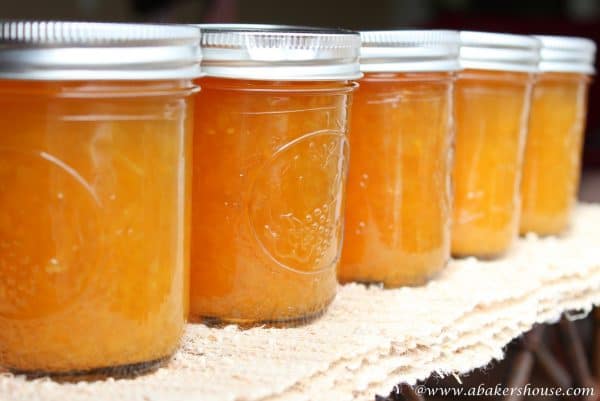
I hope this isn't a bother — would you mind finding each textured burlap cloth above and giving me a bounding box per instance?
[2,204,600,401]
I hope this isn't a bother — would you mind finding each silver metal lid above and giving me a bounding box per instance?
[535,35,596,75]
[359,30,460,73]
[198,24,361,81]
[0,21,203,80]
[459,31,540,73]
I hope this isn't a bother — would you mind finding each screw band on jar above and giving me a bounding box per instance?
[459,31,540,73]
[197,24,362,80]
[0,21,203,80]
[535,35,596,75]
[359,29,460,72]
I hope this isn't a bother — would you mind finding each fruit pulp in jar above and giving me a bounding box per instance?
[190,77,353,324]
[0,80,192,374]
[340,72,454,287]
[452,70,533,258]
[520,72,590,235]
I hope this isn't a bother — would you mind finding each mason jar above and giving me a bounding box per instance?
[339,30,459,287]
[0,21,201,377]
[452,32,539,258]
[520,35,596,235]
[190,25,360,325]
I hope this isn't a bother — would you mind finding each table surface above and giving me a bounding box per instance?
[2,204,600,401]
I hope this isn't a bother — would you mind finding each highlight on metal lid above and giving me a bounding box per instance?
[0,21,203,80]
[535,35,596,75]
[459,31,541,73]
[359,30,460,73]
[197,24,362,81]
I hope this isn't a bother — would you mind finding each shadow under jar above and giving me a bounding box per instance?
[0,22,201,377]
[452,32,539,258]
[190,25,361,325]
[520,36,596,236]
[339,31,459,287]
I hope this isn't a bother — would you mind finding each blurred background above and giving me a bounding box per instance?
[1,0,598,199]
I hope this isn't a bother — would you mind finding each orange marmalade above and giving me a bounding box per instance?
[0,80,193,374]
[339,72,454,287]
[190,78,353,324]
[452,70,534,257]
[520,34,595,236]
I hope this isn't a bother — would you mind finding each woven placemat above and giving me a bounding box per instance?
[2,204,600,401]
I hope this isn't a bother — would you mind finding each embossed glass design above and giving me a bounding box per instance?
[190,78,353,324]
[520,72,592,235]
[0,80,194,375]
[339,72,454,287]
[452,70,534,257]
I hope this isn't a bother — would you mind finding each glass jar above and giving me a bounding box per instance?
[190,26,360,325]
[452,32,539,258]
[520,36,596,236]
[0,22,201,376]
[339,31,459,287]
